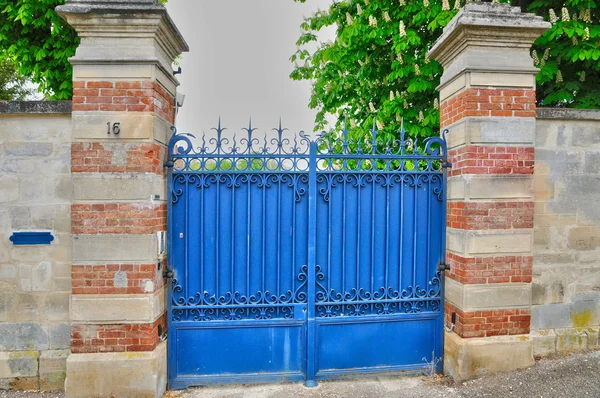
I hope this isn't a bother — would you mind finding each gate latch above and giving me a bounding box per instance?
[163,269,174,279]
[438,263,451,272]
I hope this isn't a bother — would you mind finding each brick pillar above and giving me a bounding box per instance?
[429,3,549,381]
[56,1,188,397]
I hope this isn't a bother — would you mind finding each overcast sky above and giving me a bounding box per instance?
[166,0,333,136]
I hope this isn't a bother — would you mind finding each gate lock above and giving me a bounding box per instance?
[438,263,451,272]
[163,269,174,279]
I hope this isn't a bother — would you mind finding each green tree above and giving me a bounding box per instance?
[291,0,600,137]
[0,57,32,100]
[0,0,169,100]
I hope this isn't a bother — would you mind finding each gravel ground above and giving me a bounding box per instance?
[2,350,598,398]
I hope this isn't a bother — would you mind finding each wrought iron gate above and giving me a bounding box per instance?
[166,122,448,388]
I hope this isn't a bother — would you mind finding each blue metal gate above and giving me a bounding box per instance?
[166,122,448,388]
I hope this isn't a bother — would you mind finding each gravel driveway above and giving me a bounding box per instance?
[2,350,598,398]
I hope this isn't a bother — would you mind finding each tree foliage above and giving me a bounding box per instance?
[291,0,600,136]
[0,0,168,100]
[0,56,31,100]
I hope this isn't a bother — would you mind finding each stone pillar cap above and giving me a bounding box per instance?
[56,0,165,14]
[429,2,550,65]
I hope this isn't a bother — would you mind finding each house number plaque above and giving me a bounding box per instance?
[107,122,121,135]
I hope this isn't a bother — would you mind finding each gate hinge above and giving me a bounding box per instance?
[438,263,451,272]
[164,160,174,169]
[163,269,174,279]
[441,161,453,169]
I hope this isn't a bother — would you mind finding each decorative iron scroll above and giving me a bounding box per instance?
[317,173,444,202]
[166,120,448,173]
[171,173,309,204]
[315,271,443,318]
[171,265,311,322]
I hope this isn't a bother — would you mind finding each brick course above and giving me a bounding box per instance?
[446,253,533,284]
[71,314,166,353]
[440,88,536,128]
[71,263,164,294]
[448,146,534,177]
[71,142,165,174]
[444,302,531,338]
[72,80,175,123]
[447,201,534,230]
[71,203,166,235]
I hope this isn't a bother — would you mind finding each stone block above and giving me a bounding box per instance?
[73,173,166,201]
[65,342,167,398]
[0,323,48,351]
[444,331,534,382]
[40,349,68,392]
[445,117,536,149]
[0,265,16,280]
[445,278,531,312]
[31,262,53,292]
[555,327,600,352]
[70,288,165,324]
[43,293,70,322]
[0,176,19,203]
[531,300,600,330]
[0,351,39,378]
[3,142,53,157]
[72,234,158,262]
[49,324,70,350]
[448,228,533,257]
[531,329,556,357]
[448,175,533,201]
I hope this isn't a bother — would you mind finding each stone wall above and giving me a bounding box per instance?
[532,108,600,356]
[0,101,72,391]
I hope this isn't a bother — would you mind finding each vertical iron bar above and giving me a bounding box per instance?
[356,177,361,290]
[292,176,297,295]
[262,176,266,295]
[426,177,431,284]
[184,175,189,301]
[370,177,375,294]
[384,181,390,289]
[230,175,235,298]
[399,177,404,291]
[277,177,281,316]
[327,176,332,295]
[216,176,220,298]
[200,177,204,297]
[305,141,318,388]
[246,177,251,298]
[412,176,418,291]
[342,176,346,294]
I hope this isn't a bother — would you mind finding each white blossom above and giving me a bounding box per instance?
[400,0,406,6]
[390,91,395,101]
[583,27,590,41]
[556,70,563,83]
[434,98,439,109]
[414,64,421,76]
[364,0,370,5]
[358,59,364,66]
[357,4,363,15]
[397,53,404,64]
[376,120,384,130]
[543,48,550,61]
[350,119,357,128]
[383,11,391,22]
[442,0,450,11]
[454,0,461,10]
[561,7,570,22]
[369,102,376,113]
[580,72,586,82]
[572,37,579,45]
[532,50,539,66]
[425,55,430,64]
[399,21,406,37]
[418,111,424,122]
[549,9,558,23]
[403,101,409,109]
[424,0,429,7]
[369,15,378,27]
[346,12,353,25]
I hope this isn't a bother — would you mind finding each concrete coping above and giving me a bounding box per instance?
[536,108,600,121]
[56,0,189,53]
[0,101,72,115]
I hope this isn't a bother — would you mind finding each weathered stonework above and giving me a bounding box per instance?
[429,2,550,381]
[532,109,600,357]
[0,103,72,390]
[54,0,187,396]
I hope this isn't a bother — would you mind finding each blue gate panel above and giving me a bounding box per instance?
[170,321,306,388]
[315,315,438,375]
[166,123,448,387]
